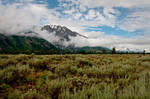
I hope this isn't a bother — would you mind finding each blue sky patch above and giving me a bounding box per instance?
[86,26,140,38]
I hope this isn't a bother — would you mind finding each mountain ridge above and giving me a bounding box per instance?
[41,25,87,41]
[0,25,112,54]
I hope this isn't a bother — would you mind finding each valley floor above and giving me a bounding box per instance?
[0,54,150,99]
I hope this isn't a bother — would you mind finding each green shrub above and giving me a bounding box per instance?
[0,67,14,84]
[21,89,45,99]
[45,79,71,99]
[0,64,34,84]
[55,64,77,77]
[0,59,18,69]
[76,58,93,68]
[8,89,21,99]
[47,71,58,80]
[28,59,49,70]
[0,83,11,90]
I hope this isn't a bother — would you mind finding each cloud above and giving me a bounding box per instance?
[118,9,150,32]
[0,2,48,34]
[63,35,90,47]
[0,0,150,52]
[87,33,150,52]
[57,0,150,31]
[58,0,150,8]
[85,9,96,20]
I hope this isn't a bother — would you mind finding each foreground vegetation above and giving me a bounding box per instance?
[0,54,150,99]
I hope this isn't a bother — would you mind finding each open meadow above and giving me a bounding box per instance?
[0,54,150,99]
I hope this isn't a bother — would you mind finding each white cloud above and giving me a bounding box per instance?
[85,9,96,19]
[86,32,150,52]
[118,9,150,32]
[57,0,150,31]
[74,13,82,19]
[0,2,49,34]
[64,8,75,14]
[79,5,87,12]
[60,0,150,8]
[63,35,90,47]
[0,0,150,52]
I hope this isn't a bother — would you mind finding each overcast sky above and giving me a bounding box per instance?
[0,0,150,51]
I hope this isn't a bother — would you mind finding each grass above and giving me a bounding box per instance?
[0,54,150,99]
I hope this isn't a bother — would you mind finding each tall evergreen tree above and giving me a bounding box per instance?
[112,47,116,54]
[102,48,106,54]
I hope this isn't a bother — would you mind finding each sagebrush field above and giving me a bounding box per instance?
[0,54,150,99]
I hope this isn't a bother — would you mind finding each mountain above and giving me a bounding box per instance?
[41,25,87,41]
[0,25,112,54]
[0,33,57,51]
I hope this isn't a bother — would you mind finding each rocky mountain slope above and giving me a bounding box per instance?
[41,25,87,41]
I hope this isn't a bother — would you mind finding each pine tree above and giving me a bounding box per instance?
[112,47,116,54]
[102,48,106,54]
[143,50,146,55]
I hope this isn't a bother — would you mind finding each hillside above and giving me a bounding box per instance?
[0,34,57,50]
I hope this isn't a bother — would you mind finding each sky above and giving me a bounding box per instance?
[0,0,150,52]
